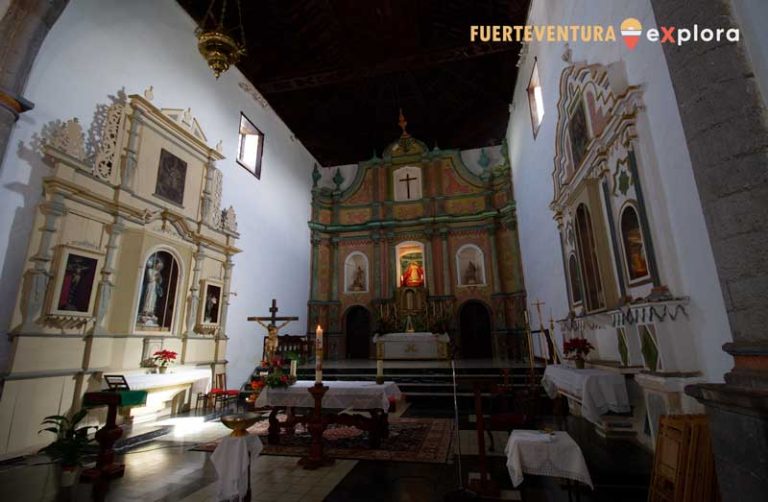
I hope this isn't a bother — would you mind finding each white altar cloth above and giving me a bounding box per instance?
[123,369,211,391]
[505,430,592,488]
[373,332,449,359]
[211,434,263,501]
[254,380,401,410]
[541,365,630,424]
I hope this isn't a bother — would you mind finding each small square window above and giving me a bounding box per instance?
[527,60,545,138]
[237,113,264,178]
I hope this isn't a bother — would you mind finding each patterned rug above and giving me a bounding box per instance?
[190,416,454,464]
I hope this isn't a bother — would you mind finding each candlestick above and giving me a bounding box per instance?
[376,359,384,385]
[315,325,323,383]
[290,359,298,378]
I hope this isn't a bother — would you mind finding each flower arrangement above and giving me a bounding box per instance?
[153,349,178,373]
[563,338,594,368]
[250,356,295,390]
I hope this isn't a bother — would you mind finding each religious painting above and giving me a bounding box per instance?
[569,98,590,171]
[136,250,180,332]
[50,247,102,317]
[154,149,187,205]
[393,166,422,201]
[344,252,368,293]
[397,242,425,288]
[456,244,486,287]
[620,205,650,282]
[200,280,223,325]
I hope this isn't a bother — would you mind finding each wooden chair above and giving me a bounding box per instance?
[209,373,240,411]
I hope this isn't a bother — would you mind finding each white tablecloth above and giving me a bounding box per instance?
[211,434,263,501]
[505,430,593,488]
[253,380,402,410]
[373,332,449,359]
[541,365,630,424]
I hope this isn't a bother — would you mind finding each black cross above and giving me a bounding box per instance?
[247,298,298,326]
[399,173,418,199]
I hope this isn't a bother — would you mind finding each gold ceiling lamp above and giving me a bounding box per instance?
[196,0,247,78]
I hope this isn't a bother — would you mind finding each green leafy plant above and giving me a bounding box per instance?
[38,409,97,468]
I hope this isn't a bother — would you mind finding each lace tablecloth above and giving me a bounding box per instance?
[211,434,263,501]
[505,430,593,488]
[254,380,402,410]
[541,364,630,424]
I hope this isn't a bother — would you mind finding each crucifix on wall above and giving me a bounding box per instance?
[394,166,422,201]
[247,299,299,361]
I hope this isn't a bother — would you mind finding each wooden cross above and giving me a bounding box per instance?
[247,298,299,329]
[399,172,418,199]
[532,298,546,331]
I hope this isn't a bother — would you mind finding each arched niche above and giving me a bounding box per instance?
[567,253,583,305]
[455,244,486,287]
[620,204,650,283]
[344,251,369,293]
[396,241,426,288]
[574,204,604,311]
[135,248,182,333]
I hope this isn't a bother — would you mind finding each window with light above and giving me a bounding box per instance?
[237,113,264,178]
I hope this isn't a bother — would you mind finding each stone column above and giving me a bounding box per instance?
[219,255,234,340]
[440,228,451,295]
[310,232,321,301]
[0,0,69,164]
[487,224,502,294]
[424,228,435,293]
[330,238,340,301]
[387,232,397,296]
[121,107,143,191]
[650,0,768,499]
[20,193,67,333]
[184,244,205,337]
[92,218,124,335]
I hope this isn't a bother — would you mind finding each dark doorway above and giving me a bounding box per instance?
[345,306,372,359]
[459,301,493,359]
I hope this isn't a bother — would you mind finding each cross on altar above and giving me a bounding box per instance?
[247,299,299,360]
[399,172,418,199]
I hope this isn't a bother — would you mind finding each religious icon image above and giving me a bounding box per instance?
[400,252,425,287]
[154,148,187,205]
[54,252,99,314]
[248,299,299,361]
[136,250,179,331]
[621,206,649,281]
[202,282,222,324]
[344,252,368,293]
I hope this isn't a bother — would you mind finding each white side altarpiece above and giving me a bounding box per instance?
[0,89,240,455]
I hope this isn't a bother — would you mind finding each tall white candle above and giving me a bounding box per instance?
[315,325,323,383]
[377,359,384,377]
[290,359,298,378]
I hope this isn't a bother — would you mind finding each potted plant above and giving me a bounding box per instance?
[38,409,97,487]
[563,337,595,369]
[153,349,178,373]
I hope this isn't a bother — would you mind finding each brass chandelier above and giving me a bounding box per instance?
[196,0,247,78]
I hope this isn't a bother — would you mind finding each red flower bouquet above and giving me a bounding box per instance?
[152,349,178,367]
[563,338,594,368]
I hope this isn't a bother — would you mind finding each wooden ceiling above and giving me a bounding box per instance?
[178,0,530,166]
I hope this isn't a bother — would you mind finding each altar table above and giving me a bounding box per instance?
[374,332,449,360]
[254,380,402,448]
[505,430,593,489]
[541,364,630,425]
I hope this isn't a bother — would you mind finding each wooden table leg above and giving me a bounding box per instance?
[80,401,125,502]
[268,407,282,444]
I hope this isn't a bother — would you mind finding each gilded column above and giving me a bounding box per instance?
[440,228,451,296]
[310,232,321,300]
[372,232,382,298]
[20,193,67,333]
[487,224,502,294]
[424,228,435,292]
[92,217,125,335]
[388,232,397,296]
[330,237,340,300]
[184,244,206,337]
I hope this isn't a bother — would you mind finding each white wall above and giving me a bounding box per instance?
[0,0,315,387]
[507,0,733,381]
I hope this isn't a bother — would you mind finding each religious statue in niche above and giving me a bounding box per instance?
[201,281,223,325]
[154,148,187,206]
[621,206,649,280]
[456,245,485,287]
[50,249,101,316]
[344,253,368,293]
[136,250,179,331]
[400,252,425,287]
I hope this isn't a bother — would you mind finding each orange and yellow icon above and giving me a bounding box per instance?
[620,18,642,50]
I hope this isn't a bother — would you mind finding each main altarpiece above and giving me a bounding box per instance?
[307,116,527,359]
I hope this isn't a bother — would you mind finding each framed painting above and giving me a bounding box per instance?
[154,148,187,206]
[199,280,224,326]
[49,246,103,317]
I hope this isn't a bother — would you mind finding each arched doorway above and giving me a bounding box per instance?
[459,301,493,359]
[345,306,372,359]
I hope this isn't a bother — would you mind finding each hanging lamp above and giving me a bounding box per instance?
[195,0,247,78]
